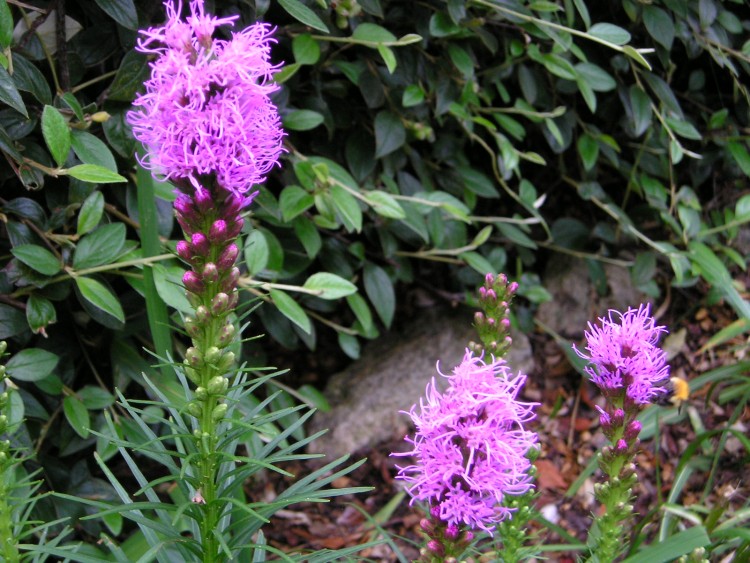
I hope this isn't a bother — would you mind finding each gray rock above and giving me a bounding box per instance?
[307,307,534,460]
[537,254,647,338]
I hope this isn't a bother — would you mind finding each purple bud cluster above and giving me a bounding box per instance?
[394,350,538,535]
[472,273,518,358]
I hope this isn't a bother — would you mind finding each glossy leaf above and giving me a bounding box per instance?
[26,294,57,334]
[42,105,71,166]
[270,289,312,334]
[11,244,61,275]
[93,0,138,30]
[302,272,357,300]
[73,223,126,270]
[65,164,126,184]
[6,348,59,381]
[77,190,105,235]
[363,263,394,328]
[277,0,329,33]
[0,64,27,117]
[63,395,91,439]
[75,276,126,323]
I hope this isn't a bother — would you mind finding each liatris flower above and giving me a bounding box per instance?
[128,0,284,198]
[394,350,538,534]
[575,303,669,406]
[472,273,518,358]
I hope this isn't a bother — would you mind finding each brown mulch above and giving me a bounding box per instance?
[250,294,750,561]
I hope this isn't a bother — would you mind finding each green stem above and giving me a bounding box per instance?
[0,479,20,563]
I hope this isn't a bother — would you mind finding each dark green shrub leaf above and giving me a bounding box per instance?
[277,0,329,33]
[94,0,138,30]
[26,294,57,334]
[461,251,497,276]
[270,289,312,334]
[338,332,360,360]
[374,111,406,158]
[42,105,71,166]
[75,276,126,323]
[60,92,85,121]
[587,23,631,46]
[402,85,425,107]
[352,22,397,44]
[330,184,363,232]
[293,217,322,259]
[698,0,717,28]
[297,384,331,412]
[73,223,126,270]
[279,185,314,221]
[245,229,270,275]
[363,263,394,327]
[727,142,750,177]
[77,386,115,410]
[377,44,397,73]
[577,133,599,171]
[457,166,499,198]
[77,190,105,235]
[575,63,616,92]
[12,55,52,105]
[108,50,149,102]
[0,305,27,339]
[6,348,59,381]
[0,0,12,48]
[643,6,675,50]
[71,130,118,172]
[65,164,126,184]
[0,64,28,117]
[63,395,91,438]
[664,116,702,140]
[629,85,652,137]
[283,109,324,131]
[293,34,321,65]
[346,292,374,335]
[302,272,357,300]
[368,190,406,219]
[0,123,23,162]
[11,244,62,275]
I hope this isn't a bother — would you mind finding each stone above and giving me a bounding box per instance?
[307,307,534,459]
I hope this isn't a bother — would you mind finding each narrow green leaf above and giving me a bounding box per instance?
[302,272,357,300]
[270,289,312,334]
[64,164,126,184]
[11,244,62,275]
[93,0,138,30]
[277,0,329,33]
[0,0,12,48]
[364,263,395,328]
[283,109,324,131]
[0,64,28,117]
[377,44,397,73]
[63,396,91,438]
[42,105,71,166]
[6,348,59,382]
[77,190,105,235]
[76,277,126,323]
[73,223,126,270]
[629,85,652,137]
[346,292,374,335]
[621,527,710,563]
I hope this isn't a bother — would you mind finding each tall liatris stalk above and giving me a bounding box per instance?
[127,1,283,559]
[0,341,20,563]
[393,275,538,562]
[575,304,670,561]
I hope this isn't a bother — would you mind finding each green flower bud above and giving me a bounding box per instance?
[212,403,228,421]
[184,317,201,338]
[195,305,210,323]
[0,341,7,355]
[204,346,222,366]
[183,363,200,384]
[193,428,202,439]
[186,401,202,418]
[207,375,228,395]
[217,323,236,347]
[186,347,202,367]
[211,292,230,316]
[0,391,8,408]
[194,386,208,400]
[217,351,235,371]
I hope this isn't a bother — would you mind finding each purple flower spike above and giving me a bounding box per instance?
[393,350,538,534]
[128,0,285,198]
[575,304,670,405]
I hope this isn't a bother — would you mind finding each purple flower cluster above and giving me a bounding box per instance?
[394,350,538,534]
[128,0,284,197]
[575,304,669,405]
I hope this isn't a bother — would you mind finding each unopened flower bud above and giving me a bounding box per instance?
[195,188,213,213]
[174,194,194,217]
[0,341,6,355]
[444,523,459,540]
[221,267,240,293]
[211,293,230,315]
[508,281,519,294]
[615,439,628,454]
[487,289,497,301]
[183,363,199,384]
[419,518,434,533]
[209,220,227,243]
[217,351,235,371]
[186,401,202,418]
[183,271,204,294]
[624,420,642,442]
[474,311,484,325]
[204,346,222,365]
[202,262,219,284]
[479,287,487,299]
[186,346,202,367]
[195,305,210,323]
[426,540,444,556]
[207,375,228,395]
[226,217,244,239]
[217,323,236,347]
[224,194,243,216]
[217,243,239,270]
[195,386,208,400]
[485,272,495,286]
[430,505,441,519]
[176,240,192,261]
[184,316,201,338]
[227,290,239,309]
[90,111,110,123]
[191,232,210,256]
[501,318,511,330]
[463,531,474,542]
[212,403,228,421]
